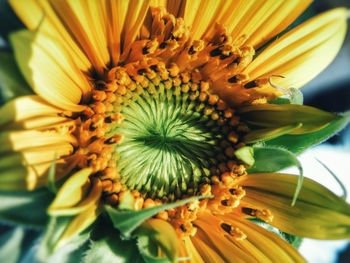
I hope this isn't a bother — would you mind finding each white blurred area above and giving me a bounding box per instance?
[283,145,350,263]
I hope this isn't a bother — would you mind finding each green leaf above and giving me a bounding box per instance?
[0,227,25,263]
[106,196,207,238]
[269,88,303,106]
[243,123,301,143]
[289,88,303,105]
[248,146,303,206]
[0,52,32,102]
[279,231,303,249]
[137,236,168,263]
[269,97,291,105]
[239,104,336,134]
[134,219,178,263]
[0,188,53,227]
[265,112,350,154]
[84,218,143,263]
[118,191,135,210]
[37,216,90,263]
[234,146,255,166]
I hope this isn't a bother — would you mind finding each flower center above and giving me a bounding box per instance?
[110,68,246,199]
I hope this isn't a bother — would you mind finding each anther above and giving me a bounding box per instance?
[242,207,257,216]
[244,80,258,89]
[105,135,123,145]
[210,47,222,57]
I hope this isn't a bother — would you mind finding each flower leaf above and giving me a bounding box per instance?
[37,216,90,262]
[84,236,142,263]
[243,123,302,143]
[239,104,336,135]
[137,236,169,263]
[0,52,32,103]
[0,188,53,228]
[248,146,303,206]
[265,112,350,154]
[134,219,179,263]
[289,88,303,105]
[248,146,302,173]
[106,196,206,238]
[83,216,143,263]
[269,88,303,106]
[0,227,25,263]
[234,146,255,166]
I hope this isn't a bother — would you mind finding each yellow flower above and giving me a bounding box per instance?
[1,0,349,262]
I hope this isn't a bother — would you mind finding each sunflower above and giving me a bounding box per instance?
[1,0,350,262]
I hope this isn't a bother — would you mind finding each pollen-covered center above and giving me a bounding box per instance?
[107,66,247,199]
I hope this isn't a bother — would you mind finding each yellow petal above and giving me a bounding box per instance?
[194,216,257,263]
[10,30,90,112]
[0,95,62,127]
[0,130,76,154]
[221,214,306,263]
[196,212,305,263]
[105,0,127,65]
[6,116,75,131]
[190,236,224,263]
[120,0,150,59]
[9,0,92,71]
[0,143,73,169]
[244,8,348,89]
[49,168,92,210]
[49,0,109,74]
[181,237,205,263]
[241,0,312,47]
[0,160,64,190]
[239,173,350,239]
[49,179,102,216]
[182,0,227,40]
[56,198,102,249]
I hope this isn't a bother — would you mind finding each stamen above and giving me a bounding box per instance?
[220,223,247,240]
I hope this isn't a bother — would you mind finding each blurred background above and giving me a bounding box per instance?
[0,0,349,262]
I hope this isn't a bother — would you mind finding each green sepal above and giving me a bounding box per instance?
[0,188,53,228]
[118,191,135,210]
[243,123,301,143]
[0,51,32,103]
[234,146,255,166]
[288,88,303,105]
[37,216,90,263]
[265,112,350,154]
[0,227,25,263]
[269,88,303,106]
[137,235,169,263]
[239,104,336,134]
[83,217,143,263]
[134,219,179,263]
[279,231,303,249]
[269,97,291,105]
[248,146,303,205]
[106,196,207,238]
